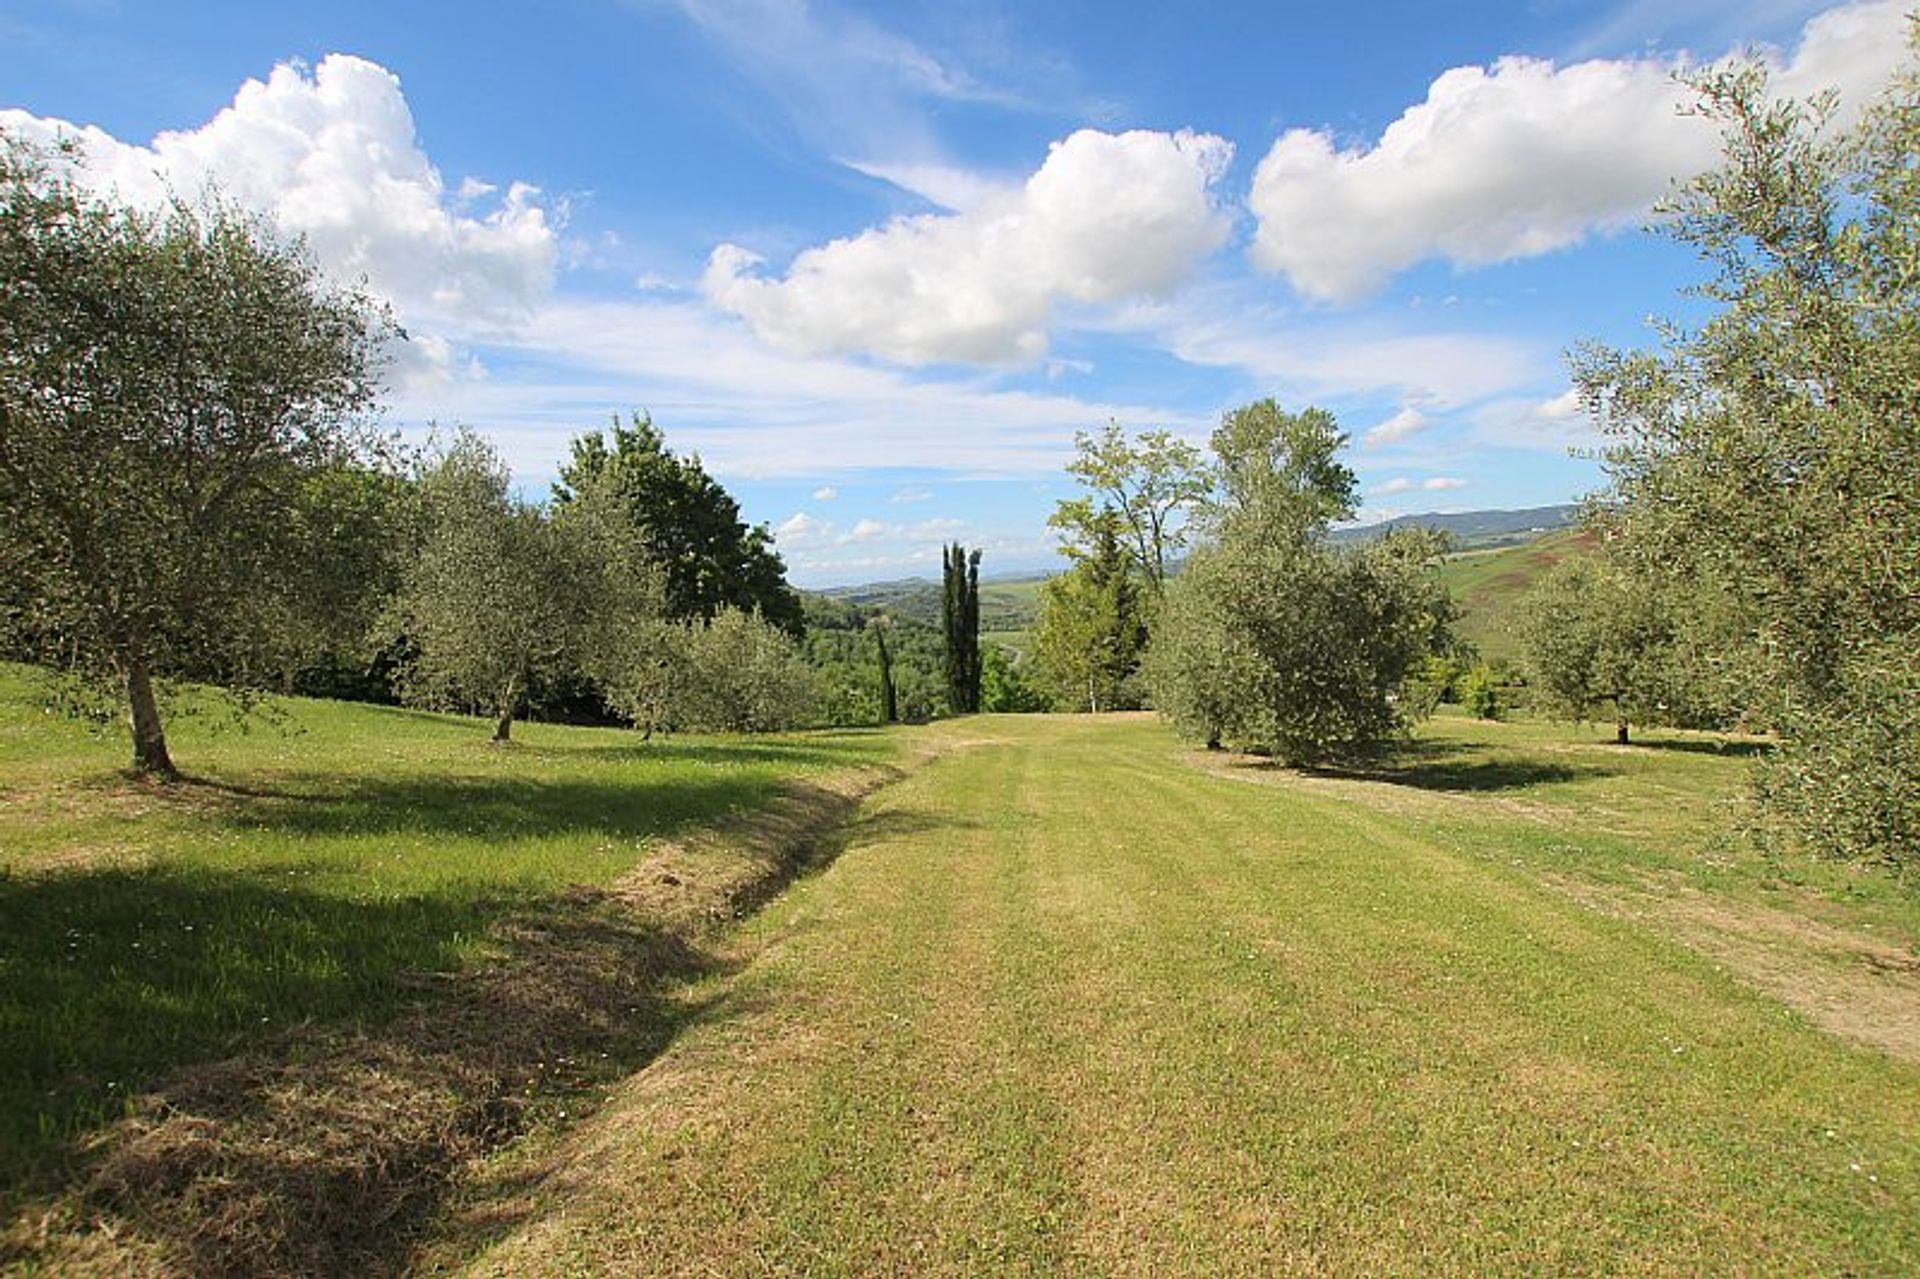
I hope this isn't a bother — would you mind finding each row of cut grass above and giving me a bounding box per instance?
[457,711,1919,1275]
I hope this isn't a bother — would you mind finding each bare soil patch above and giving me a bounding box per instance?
[1548,872,1920,1065]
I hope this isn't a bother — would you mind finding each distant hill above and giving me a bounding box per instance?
[1438,526,1596,663]
[809,505,1588,660]
[814,574,1045,631]
[1331,504,1580,551]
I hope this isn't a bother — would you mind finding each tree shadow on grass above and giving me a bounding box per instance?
[0,863,510,1200]
[1626,737,1774,758]
[0,771,950,1276]
[1292,738,1613,793]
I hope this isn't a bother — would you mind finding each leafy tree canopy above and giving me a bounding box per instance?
[1576,30,1920,865]
[0,131,393,775]
[554,412,803,635]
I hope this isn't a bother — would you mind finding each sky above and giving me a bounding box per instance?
[2,0,1909,585]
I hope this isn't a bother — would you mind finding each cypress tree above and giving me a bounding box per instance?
[942,543,983,714]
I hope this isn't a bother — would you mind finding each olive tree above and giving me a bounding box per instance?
[0,132,391,776]
[1144,402,1452,764]
[1576,34,1920,865]
[388,431,584,741]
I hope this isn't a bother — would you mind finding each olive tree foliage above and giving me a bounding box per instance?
[607,607,818,735]
[1521,557,1678,744]
[388,431,592,741]
[1575,36,1920,866]
[1144,402,1453,763]
[0,132,392,776]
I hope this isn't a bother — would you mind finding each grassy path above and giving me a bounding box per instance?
[460,714,1920,1276]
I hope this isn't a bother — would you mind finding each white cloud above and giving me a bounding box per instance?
[1118,288,1547,410]
[391,296,1208,479]
[705,128,1234,364]
[813,485,839,501]
[1469,387,1602,451]
[1247,0,1911,301]
[845,517,888,543]
[1364,406,1430,448]
[1369,473,1467,497]
[775,510,833,546]
[889,486,934,504]
[1,54,559,329]
[844,159,1013,212]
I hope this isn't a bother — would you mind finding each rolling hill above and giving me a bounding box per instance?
[1438,525,1596,662]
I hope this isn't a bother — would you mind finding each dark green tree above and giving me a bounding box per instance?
[554,412,804,635]
[0,133,392,776]
[941,543,982,714]
[869,615,899,724]
[1031,509,1148,713]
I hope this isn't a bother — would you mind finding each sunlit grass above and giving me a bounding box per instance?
[0,663,894,1191]
[464,711,1920,1275]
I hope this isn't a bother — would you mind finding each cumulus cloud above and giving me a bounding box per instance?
[1469,386,1603,451]
[705,128,1234,364]
[813,485,839,501]
[1247,0,1911,301]
[775,511,832,545]
[846,517,888,543]
[1370,473,1467,496]
[0,54,558,329]
[1364,406,1430,448]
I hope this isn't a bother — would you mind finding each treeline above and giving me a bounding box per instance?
[0,131,890,775]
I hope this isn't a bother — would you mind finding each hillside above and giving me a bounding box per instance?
[1331,503,1579,550]
[1439,526,1596,662]
[815,574,1045,632]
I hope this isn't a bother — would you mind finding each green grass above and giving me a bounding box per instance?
[460,711,1920,1276]
[1438,527,1594,662]
[0,664,894,1193]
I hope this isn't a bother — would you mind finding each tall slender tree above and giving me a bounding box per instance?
[868,615,898,724]
[941,543,982,714]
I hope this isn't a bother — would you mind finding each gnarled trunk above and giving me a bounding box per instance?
[124,655,177,778]
[493,670,521,742]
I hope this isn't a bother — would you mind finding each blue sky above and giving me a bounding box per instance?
[2,0,1907,584]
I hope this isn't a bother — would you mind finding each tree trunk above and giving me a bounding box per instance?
[123,655,178,778]
[493,672,521,742]
[1616,719,1630,745]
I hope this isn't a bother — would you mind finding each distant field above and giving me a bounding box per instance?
[1439,527,1596,662]
[819,574,1045,631]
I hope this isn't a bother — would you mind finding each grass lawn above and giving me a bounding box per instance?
[0,664,895,1208]
[452,710,1920,1276]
